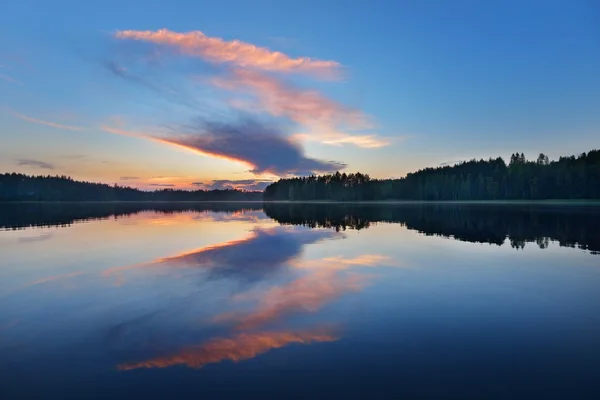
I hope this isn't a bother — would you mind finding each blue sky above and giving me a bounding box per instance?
[1,0,599,189]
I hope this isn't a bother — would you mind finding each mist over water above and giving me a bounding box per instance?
[1,203,599,399]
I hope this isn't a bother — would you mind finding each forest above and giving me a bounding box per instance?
[0,202,262,230]
[263,202,600,254]
[3,149,599,202]
[263,150,600,201]
[0,174,262,202]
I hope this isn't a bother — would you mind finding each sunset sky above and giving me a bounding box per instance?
[1,0,599,190]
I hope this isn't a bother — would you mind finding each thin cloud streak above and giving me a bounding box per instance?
[62,154,86,159]
[10,111,83,131]
[0,73,22,85]
[17,159,55,170]
[25,272,84,287]
[118,328,338,370]
[102,60,199,109]
[291,254,394,271]
[439,160,464,166]
[202,179,273,191]
[18,232,54,243]
[115,29,340,78]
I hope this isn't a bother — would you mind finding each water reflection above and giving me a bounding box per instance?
[265,203,600,253]
[3,202,598,253]
[214,270,366,330]
[1,203,599,398]
[103,226,341,283]
[0,202,263,229]
[118,328,338,371]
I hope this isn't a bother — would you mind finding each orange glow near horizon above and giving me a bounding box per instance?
[100,125,258,173]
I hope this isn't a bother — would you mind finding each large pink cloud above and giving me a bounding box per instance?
[115,29,340,78]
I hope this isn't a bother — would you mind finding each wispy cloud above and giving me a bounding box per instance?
[18,232,54,243]
[118,327,337,370]
[0,73,22,85]
[115,29,340,78]
[10,111,83,131]
[439,160,464,166]
[102,117,346,177]
[213,69,388,149]
[23,271,84,287]
[203,179,274,191]
[62,154,86,159]
[165,118,346,176]
[148,183,176,187]
[120,176,140,181]
[17,159,55,170]
[291,254,395,271]
[102,60,198,108]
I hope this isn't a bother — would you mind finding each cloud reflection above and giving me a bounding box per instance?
[215,270,366,330]
[290,254,394,271]
[118,327,338,370]
[157,226,340,281]
[103,226,341,282]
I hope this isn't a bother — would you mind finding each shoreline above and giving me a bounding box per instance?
[1,200,600,205]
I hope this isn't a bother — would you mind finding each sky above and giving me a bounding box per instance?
[1,0,599,190]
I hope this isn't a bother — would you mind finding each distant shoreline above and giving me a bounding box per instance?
[1,200,600,205]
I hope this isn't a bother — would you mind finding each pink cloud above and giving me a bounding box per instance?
[115,29,340,78]
[213,69,389,148]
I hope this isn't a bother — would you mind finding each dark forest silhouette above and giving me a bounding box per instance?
[0,202,263,230]
[3,150,599,202]
[264,203,600,254]
[2,202,598,254]
[264,150,600,201]
[0,174,262,202]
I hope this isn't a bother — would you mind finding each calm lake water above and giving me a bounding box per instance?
[1,203,599,399]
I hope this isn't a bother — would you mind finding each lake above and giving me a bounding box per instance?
[1,202,599,399]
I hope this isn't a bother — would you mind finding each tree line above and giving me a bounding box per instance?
[0,202,263,230]
[263,203,600,254]
[263,150,600,201]
[0,174,262,202]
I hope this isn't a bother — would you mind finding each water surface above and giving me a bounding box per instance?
[1,203,599,399]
